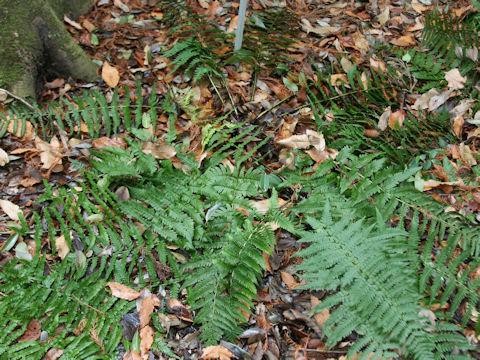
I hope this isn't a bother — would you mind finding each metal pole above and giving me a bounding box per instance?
[234,0,248,52]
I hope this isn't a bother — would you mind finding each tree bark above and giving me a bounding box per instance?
[0,0,97,99]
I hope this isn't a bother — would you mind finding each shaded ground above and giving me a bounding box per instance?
[1,0,480,359]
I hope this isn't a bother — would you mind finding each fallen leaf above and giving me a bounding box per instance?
[139,295,161,328]
[140,326,155,358]
[123,350,142,360]
[340,57,354,73]
[388,109,406,129]
[411,88,439,111]
[452,115,465,138]
[364,129,380,137]
[311,295,330,328]
[300,19,339,36]
[7,118,34,140]
[106,282,141,300]
[0,199,21,221]
[330,74,348,86]
[18,319,41,342]
[390,34,416,47]
[377,107,391,131]
[45,348,64,360]
[227,15,238,32]
[92,137,126,149]
[201,345,234,360]
[377,7,390,25]
[281,271,303,290]
[445,68,466,90]
[459,142,477,166]
[102,62,120,88]
[251,198,287,215]
[0,148,9,166]
[142,142,176,159]
[277,130,325,150]
[429,89,454,112]
[352,31,369,52]
[15,242,33,261]
[55,235,70,260]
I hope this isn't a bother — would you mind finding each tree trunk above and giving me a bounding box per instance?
[0,0,97,99]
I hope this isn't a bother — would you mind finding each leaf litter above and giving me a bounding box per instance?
[0,0,479,359]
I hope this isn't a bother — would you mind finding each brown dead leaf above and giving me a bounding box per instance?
[102,62,120,88]
[300,18,340,36]
[140,325,155,358]
[105,282,140,300]
[55,235,70,260]
[369,57,386,73]
[412,88,439,111]
[251,198,287,215]
[277,130,325,150]
[389,34,416,47]
[167,298,193,322]
[429,89,454,112]
[388,109,406,129]
[45,348,64,360]
[452,115,465,138]
[281,271,303,290]
[352,31,369,52]
[201,345,234,360]
[364,129,380,138]
[310,295,330,328]
[445,68,466,90]
[330,74,348,86]
[227,15,238,32]
[142,142,176,159]
[18,319,41,342]
[377,107,391,131]
[92,137,126,149]
[123,350,142,360]
[459,143,477,166]
[377,7,390,25]
[422,179,462,191]
[306,148,338,163]
[139,295,161,328]
[0,199,21,221]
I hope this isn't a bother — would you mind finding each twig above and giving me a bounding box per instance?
[72,295,106,316]
[0,88,35,111]
[255,93,294,120]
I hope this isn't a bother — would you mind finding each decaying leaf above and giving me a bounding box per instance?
[55,235,70,260]
[445,68,466,90]
[201,345,234,360]
[377,107,391,131]
[142,142,176,159]
[18,319,41,342]
[300,19,339,36]
[0,199,21,221]
[45,348,64,360]
[139,294,161,328]
[281,271,303,290]
[105,282,141,300]
[139,325,155,357]
[102,62,120,88]
[0,147,9,166]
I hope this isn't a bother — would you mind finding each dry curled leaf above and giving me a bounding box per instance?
[142,142,176,159]
[105,282,141,300]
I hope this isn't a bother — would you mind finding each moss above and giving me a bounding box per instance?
[0,0,96,99]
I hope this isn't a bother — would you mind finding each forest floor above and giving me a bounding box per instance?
[1,0,480,359]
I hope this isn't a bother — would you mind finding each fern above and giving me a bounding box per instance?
[0,83,160,140]
[422,8,479,77]
[284,149,478,358]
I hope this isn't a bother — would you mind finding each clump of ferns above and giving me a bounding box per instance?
[422,8,479,84]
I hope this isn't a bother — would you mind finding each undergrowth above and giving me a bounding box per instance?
[0,5,479,360]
